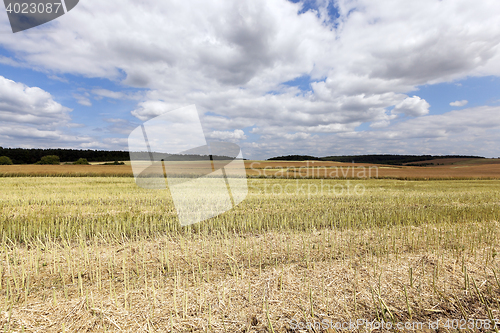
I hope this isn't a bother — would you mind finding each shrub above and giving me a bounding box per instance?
[0,156,13,165]
[37,155,60,165]
[102,161,125,165]
[73,158,90,165]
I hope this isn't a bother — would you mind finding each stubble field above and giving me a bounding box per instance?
[0,162,500,332]
[1,158,500,179]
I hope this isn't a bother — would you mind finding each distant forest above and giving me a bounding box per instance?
[0,147,236,164]
[0,148,487,165]
[0,148,131,164]
[268,154,485,165]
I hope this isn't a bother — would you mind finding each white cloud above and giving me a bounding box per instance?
[0,75,71,125]
[283,132,311,140]
[240,106,500,158]
[369,120,391,129]
[0,122,96,149]
[393,96,430,117]
[450,100,468,107]
[0,0,499,157]
[92,89,142,100]
[48,75,68,83]
[0,56,22,67]
[206,129,247,141]
[131,100,188,121]
[73,93,92,106]
[0,76,128,150]
[92,89,124,99]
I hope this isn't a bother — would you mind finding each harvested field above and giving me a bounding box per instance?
[244,160,500,179]
[403,158,480,165]
[0,177,500,332]
[2,159,500,179]
[0,164,133,177]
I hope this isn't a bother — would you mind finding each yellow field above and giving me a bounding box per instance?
[0,177,499,332]
[2,158,500,179]
[0,164,133,177]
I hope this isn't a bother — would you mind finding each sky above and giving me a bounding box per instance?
[0,0,499,160]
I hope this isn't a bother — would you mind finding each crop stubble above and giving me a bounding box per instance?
[0,175,499,331]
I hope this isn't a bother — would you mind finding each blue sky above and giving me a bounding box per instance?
[410,76,500,114]
[0,0,499,159]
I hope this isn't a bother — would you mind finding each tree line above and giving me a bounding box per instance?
[0,147,237,164]
[268,154,485,165]
[0,147,486,165]
[0,148,130,164]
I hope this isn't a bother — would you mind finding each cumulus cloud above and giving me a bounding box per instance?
[0,0,499,157]
[131,100,189,121]
[392,96,430,117]
[206,129,247,141]
[0,124,89,142]
[0,76,128,149]
[283,132,311,140]
[450,100,468,107]
[0,75,71,125]
[0,121,100,150]
[240,106,500,159]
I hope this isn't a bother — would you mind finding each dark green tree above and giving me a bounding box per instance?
[73,158,90,165]
[37,155,60,165]
[0,156,13,165]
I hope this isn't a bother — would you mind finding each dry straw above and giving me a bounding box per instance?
[0,173,499,331]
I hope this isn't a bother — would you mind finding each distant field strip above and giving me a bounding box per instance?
[2,160,500,179]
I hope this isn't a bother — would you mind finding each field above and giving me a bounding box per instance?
[1,161,500,332]
[1,158,500,179]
